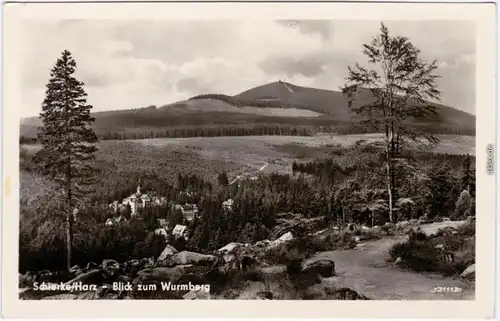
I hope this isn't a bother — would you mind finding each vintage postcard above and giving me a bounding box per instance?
[2,1,496,319]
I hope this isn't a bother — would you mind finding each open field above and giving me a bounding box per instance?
[161,99,324,118]
[22,133,475,181]
[134,134,475,154]
[132,134,475,174]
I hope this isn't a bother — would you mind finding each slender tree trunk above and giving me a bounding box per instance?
[385,140,393,223]
[66,158,73,272]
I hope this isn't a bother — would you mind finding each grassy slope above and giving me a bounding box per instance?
[236,81,475,127]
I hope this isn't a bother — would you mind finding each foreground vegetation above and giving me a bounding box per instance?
[20,139,475,273]
[390,222,475,276]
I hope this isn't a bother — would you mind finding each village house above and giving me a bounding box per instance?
[115,185,168,217]
[174,203,199,222]
[172,224,189,240]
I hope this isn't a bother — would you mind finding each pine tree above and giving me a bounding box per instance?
[217,171,229,187]
[342,22,441,223]
[34,50,98,271]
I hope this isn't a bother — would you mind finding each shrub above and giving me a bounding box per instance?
[390,240,441,272]
[390,223,475,276]
[454,190,475,219]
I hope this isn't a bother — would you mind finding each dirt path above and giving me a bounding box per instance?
[281,82,295,93]
[306,232,474,300]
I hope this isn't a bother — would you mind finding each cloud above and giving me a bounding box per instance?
[275,20,333,40]
[19,19,475,117]
[260,51,331,78]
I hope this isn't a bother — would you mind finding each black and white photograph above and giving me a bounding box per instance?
[2,2,496,319]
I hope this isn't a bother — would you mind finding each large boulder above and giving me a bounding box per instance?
[267,232,294,250]
[396,221,410,230]
[102,259,120,276]
[158,244,179,262]
[218,242,243,254]
[183,288,211,300]
[278,232,294,242]
[460,264,475,280]
[302,259,335,278]
[134,267,185,285]
[255,240,271,248]
[169,251,217,267]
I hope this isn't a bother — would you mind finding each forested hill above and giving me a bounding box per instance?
[20,81,475,142]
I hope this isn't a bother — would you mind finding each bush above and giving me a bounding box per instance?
[390,240,442,272]
[390,223,475,276]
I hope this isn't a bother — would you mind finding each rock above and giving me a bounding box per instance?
[380,229,388,236]
[311,228,327,236]
[409,219,418,225]
[75,290,102,300]
[442,217,451,222]
[19,273,30,287]
[395,257,402,265]
[183,288,211,300]
[361,225,371,231]
[41,293,77,300]
[116,275,134,284]
[460,264,475,280]
[256,291,273,300]
[183,291,197,300]
[435,244,445,250]
[134,267,185,284]
[170,251,217,266]
[255,240,271,248]
[102,259,120,276]
[396,221,410,229]
[69,265,83,276]
[333,288,369,300]
[223,254,236,263]
[278,231,294,241]
[267,233,294,250]
[302,259,335,278]
[346,223,358,233]
[218,242,243,254]
[353,236,361,243]
[158,244,179,262]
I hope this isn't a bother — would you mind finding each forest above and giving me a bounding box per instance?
[19,141,475,272]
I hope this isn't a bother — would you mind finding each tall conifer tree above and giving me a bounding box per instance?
[35,50,98,271]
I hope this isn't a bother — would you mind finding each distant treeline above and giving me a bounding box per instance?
[189,93,302,109]
[20,124,314,143]
[19,121,474,144]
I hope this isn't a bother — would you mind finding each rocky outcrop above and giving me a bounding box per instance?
[169,251,217,267]
[272,213,325,238]
[158,244,178,262]
[134,267,185,284]
[302,260,336,278]
[460,264,475,280]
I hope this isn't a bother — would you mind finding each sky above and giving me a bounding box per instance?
[20,20,475,118]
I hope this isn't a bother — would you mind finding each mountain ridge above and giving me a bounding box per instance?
[20,80,475,140]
